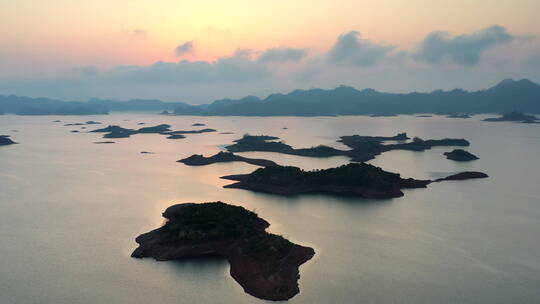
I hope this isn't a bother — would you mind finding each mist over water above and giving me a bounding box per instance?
[1,114,539,303]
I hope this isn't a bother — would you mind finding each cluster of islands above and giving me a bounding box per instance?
[12,105,534,302]
[89,124,216,139]
[175,133,487,199]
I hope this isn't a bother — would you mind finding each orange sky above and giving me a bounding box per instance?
[1,0,539,75]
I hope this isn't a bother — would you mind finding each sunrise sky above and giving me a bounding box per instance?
[1,0,540,103]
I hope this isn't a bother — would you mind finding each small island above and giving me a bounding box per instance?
[444,149,479,161]
[192,123,206,126]
[132,202,315,301]
[483,111,539,123]
[434,171,488,182]
[446,113,471,119]
[221,163,488,199]
[0,135,16,146]
[178,151,278,167]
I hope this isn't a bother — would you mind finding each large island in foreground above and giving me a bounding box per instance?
[132,202,314,301]
[222,163,488,199]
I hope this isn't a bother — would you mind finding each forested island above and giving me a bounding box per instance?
[221,163,488,198]
[132,202,315,301]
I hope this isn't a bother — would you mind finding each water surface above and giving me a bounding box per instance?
[1,114,539,303]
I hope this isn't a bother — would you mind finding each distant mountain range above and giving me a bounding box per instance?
[0,96,188,115]
[173,79,540,116]
[1,79,539,116]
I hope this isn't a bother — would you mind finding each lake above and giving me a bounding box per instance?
[1,114,539,303]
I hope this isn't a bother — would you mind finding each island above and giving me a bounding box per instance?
[178,151,278,167]
[222,163,431,199]
[434,172,488,182]
[131,202,315,301]
[225,133,470,163]
[64,121,102,126]
[221,163,488,199]
[166,134,186,139]
[339,134,469,162]
[90,124,216,139]
[444,149,479,161]
[483,111,539,123]
[0,135,16,146]
[446,113,471,119]
[226,134,349,157]
[192,123,206,126]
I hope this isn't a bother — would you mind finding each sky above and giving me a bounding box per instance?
[1,0,540,103]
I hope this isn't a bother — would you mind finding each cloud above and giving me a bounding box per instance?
[175,40,195,57]
[108,50,269,84]
[327,31,395,66]
[415,25,514,66]
[257,47,308,63]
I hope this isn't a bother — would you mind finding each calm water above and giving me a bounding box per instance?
[1,114,539,304]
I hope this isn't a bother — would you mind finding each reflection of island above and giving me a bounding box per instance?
[221,163,488,199]
[0,135,16,146]
[483,112,539,123]
[178,151,278,167]
[444,149,479,161]
[132,202,314,301]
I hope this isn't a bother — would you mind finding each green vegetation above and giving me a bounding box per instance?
[246,163,402,190]
[163,202,268,241]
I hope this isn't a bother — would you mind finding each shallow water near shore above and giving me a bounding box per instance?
[1,114,539,304]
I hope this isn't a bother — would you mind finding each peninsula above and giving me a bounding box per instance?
[132,202,315,301]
